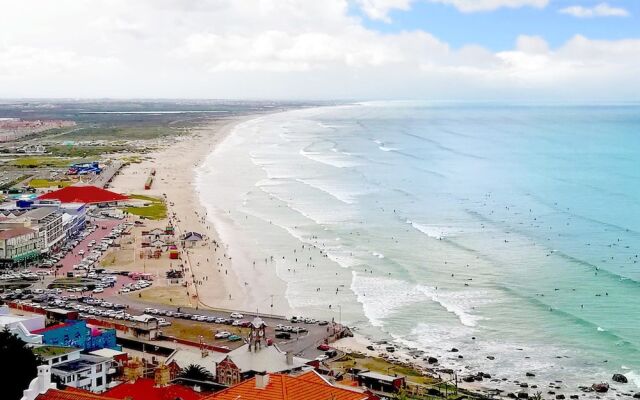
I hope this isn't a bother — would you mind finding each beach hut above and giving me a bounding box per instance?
[181,231,203,248]
[168,245,180,260]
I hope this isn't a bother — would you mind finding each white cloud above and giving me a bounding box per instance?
[0,0,637,100]
[427,0,548,12]
[355,0,413,22]
[559,3,630,18]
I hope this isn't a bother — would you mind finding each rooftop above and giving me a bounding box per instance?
[52,355,109,375]
[104,378,203,400]
[168,344,309,377]
[32,345,80,359]
[36,388,118,400]
[0,226,36,240]
[202,371,369,400]
[89,348,127,358]
[37,186,129,205]
[22,207,59,221]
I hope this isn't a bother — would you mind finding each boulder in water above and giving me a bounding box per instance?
[612,374,628,384]
[556,395,565,400]
[592,383,609,393]
[526,372,536,377]
[427,356,438,364]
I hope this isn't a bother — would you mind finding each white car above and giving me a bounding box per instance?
[92,288,104,293]
[230,312,243,319]
[315,355,329,362]
[215,331,231,339]
[78,250,85,255]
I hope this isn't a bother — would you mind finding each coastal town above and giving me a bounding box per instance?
[0,102,637,400]
[0,108,472,400]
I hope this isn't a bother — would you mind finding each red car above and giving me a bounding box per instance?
[317,344,331,351]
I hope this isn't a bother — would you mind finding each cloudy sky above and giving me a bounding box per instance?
[1,0,639,100]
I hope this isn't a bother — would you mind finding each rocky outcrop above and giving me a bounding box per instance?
[592,383,610,393]
[612,374,628,384]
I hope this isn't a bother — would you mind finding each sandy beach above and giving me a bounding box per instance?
[108,114,289,316]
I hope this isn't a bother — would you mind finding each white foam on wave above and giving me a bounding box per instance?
[372,252,385,259]
[379,145,399,152]
[295,178,357,205]
[416,285,486,327]
[626,371,640,387]
[351,272,486,328]
[350,273,425,327]
[326,251,359,269]
[299,148,359,168]
[407,219,449,240]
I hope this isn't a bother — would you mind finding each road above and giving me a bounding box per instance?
[106,294,341,360]
[92,160,123,188]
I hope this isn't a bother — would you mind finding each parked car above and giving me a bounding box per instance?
[215,331,231,339]
[317,344,331,351]
[230,312,243,319]
[275,332,291,340]
[227,335,242,342]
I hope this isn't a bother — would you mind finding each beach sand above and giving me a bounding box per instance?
[109,115,289,316]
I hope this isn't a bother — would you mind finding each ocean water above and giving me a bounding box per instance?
[196,102,640,395]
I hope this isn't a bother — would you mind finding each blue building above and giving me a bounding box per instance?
[32,320,119,352]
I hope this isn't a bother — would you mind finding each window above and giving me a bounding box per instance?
[96,364,102,373]
[60,355,68,362]
[96,377,103,386]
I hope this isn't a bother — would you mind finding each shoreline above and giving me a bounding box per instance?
[109,113,290,316]
[107,111,634,400]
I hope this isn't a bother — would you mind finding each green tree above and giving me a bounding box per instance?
[178,364,214,382]
[0,328,42,400]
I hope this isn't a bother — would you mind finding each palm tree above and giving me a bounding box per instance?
[178,364,214,382]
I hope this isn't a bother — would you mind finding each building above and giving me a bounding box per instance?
[169,342,310,386]
[126,314,160,340]
[20,365,57,400]
[31,320,118,352]
[32,346,113,393]
[21,207,65,253]
[0,305,44,343]
[58,203,87,238]
[203,371,375,400]
[37,186,129,205]
[103,376,203,400]
[181,231,203,247]
[0,226,41,266]
[356,371,405,393]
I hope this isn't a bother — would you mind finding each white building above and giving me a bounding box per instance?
[21,208,65,253]
[32,346,112,393]
[0,305,44,344]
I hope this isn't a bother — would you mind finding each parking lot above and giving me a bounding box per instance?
[2,217,346,362]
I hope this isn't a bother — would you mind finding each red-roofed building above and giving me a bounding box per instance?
[37,186,128,205]
[202,371,376,400]
[103,378,203,400]
[35,388,119,400]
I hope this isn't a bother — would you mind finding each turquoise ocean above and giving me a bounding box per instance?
[196,102,640,394]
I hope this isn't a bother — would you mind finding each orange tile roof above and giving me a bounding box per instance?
[294,370,330,385]
[203,373,368,400]
[36,388,119,400]
[103,378,203,400]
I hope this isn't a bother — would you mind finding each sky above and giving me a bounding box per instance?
[0,0,639,100]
